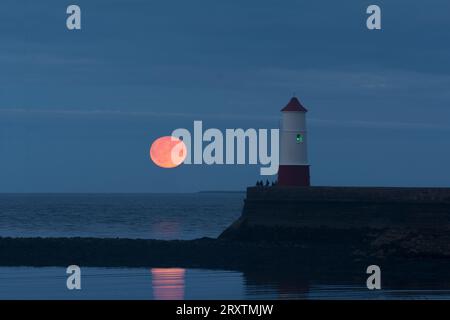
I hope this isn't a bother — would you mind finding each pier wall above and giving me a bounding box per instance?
[220,186,450,240]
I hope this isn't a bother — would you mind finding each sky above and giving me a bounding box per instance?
[0,0,450,192]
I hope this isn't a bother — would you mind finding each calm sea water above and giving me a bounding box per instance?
[0,193,449,300]
[0,267,449,300]
[0,193,244,239]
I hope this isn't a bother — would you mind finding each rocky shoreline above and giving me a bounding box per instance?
[0,235,351,269]
[1,226,449,267]
[1,228,450,286]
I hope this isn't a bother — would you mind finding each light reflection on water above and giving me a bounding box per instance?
[151,268,185,300]
[0,267,449,300]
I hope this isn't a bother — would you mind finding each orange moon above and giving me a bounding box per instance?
[150,136,187,168]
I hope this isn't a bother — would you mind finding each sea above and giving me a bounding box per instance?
[0,193,449,300]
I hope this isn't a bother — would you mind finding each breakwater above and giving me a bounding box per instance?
[220,186,450,241]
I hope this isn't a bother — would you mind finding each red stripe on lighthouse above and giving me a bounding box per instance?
[278,165,310,187]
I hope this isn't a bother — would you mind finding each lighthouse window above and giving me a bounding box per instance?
[296,134,304,143]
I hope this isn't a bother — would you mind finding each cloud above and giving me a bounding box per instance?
[1,107,449,131]
[309,118,450,131]
[0,107,275,120]
[252,67,450,96]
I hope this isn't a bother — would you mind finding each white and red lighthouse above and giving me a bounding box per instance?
[278,97,311,187]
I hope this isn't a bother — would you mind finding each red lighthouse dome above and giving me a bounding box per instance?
[281,97,308,112]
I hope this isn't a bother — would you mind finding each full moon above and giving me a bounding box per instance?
[150,136,187,169]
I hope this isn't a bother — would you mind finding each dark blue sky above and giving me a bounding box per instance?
[1,0,449,192]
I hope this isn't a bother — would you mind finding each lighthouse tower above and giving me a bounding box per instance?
[278,97,311,186]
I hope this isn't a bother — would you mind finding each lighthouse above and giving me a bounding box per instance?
[278,97,311,186]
